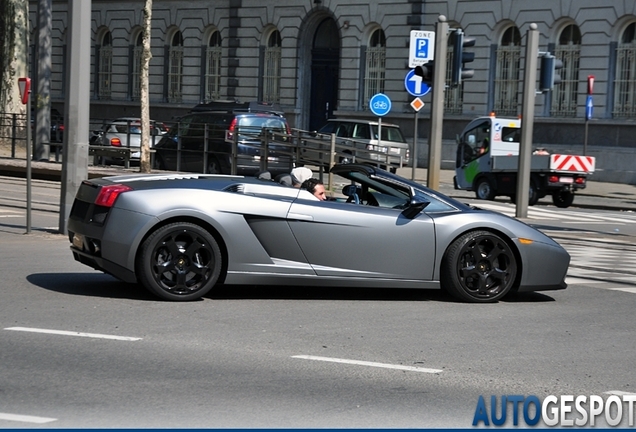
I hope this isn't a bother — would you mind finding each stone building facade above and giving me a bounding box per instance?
[29,0,636,177]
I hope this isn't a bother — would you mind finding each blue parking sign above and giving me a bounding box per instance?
[415,38,429,59]
[369,93,391,117]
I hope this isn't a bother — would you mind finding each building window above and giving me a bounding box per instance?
[363,29,386,109]
[445,28,464,114]
[98,31,112,100]
[263,30,281,103]
[168,31,184,103]
[613,22,636,118]
[551,24,581,117]
[132,32,143,101]
[494,27,521,116]
[205,31,222,102]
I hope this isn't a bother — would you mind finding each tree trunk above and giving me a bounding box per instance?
[139,0,153,173]
[0,0,29,118]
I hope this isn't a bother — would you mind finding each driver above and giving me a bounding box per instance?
[300,178,327,201]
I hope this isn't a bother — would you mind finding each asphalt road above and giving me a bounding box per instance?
[1,175,636,428]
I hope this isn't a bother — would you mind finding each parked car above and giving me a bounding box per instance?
[91,117,167,163]
[67,163,569,303]
[302,118,410,172]
[153,101,293,175]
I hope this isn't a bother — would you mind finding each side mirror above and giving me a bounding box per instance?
[401,195,430,219]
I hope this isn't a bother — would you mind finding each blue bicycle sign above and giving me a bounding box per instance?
[369,93,392,117]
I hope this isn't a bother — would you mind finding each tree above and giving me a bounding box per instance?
[139,0,153,173]
[0,0,29,117]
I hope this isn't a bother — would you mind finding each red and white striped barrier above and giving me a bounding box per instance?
[550,154,596,173]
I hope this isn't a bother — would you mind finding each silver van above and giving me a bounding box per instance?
[305,118,410,172]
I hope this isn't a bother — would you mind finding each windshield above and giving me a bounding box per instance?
[370,125,406,143]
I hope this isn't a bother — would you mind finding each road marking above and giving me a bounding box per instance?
[292,355,443,374]
[4,327,142,341]
[0,215,21,218]
[0,412,57,424]
[609,287,636,294]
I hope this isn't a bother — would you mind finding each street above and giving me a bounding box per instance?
[1,174,636,428]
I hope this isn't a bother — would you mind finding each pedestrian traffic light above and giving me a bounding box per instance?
[539,53,563,92]
[414,61,435,85]
[450,29,475,87]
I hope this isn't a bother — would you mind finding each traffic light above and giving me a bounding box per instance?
[450,29,475,87]
[414,61,435,85]
[539,53,563,92]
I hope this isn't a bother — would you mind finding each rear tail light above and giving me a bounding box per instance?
[548,175,559,183]
[226,118,238,141]
[94,184,132,207]
[110,137,122,147]
[575,177,586,185]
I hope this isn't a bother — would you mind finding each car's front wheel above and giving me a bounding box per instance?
[137,222,222,301]
[440,230,517,303]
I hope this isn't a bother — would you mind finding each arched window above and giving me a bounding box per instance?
[552,24,581,117]
[98,31,112,99]
[494,26,521,116]
[168,31,184,103]
[132,32,143,100]
[263,30,282,103]
[363,29,386,109]
[205,31,222,101]
[613,22,636,118]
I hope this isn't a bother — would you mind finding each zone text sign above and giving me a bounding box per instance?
[409,30,435,68]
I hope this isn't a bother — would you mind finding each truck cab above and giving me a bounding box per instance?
[454,115,594,208]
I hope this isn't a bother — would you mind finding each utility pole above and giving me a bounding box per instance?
[59,0,91,234]
[515,23,539,219]
[426,15,448,191]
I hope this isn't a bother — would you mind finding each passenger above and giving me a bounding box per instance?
[290,167,313,188]
[301,178,327,201]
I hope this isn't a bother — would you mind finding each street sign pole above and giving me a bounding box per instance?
[412,111,418,180]
[427,15,448,191]
[584,76,594,156]
[515,23,539,219]
[18,77,32,233]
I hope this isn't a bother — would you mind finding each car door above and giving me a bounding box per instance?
[286,197,436,280]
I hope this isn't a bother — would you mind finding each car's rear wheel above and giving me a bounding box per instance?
[137,222,222,301]
[552,190,574,208]
[440,230,517,303]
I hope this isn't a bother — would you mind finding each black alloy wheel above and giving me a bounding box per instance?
[441,230,518,303]
[137,222,222,301]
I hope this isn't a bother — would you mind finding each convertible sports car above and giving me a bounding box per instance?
[67,164,569,303]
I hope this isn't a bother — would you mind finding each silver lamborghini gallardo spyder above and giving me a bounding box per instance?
[68,164,569,303]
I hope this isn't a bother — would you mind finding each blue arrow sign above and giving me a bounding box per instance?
[585,95,593,120]
[369,93,392,117]
[404,70,431,97]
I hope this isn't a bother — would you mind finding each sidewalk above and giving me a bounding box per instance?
[2,156,636,211]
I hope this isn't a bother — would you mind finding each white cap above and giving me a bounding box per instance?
[291,167,313,185]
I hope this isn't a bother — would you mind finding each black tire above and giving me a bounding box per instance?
[528,181,539,206]
[155,154,168,170]
[509,181,539,205]
[137,222,222,301]
[207,157,222,174]
[552,190,574,208]
[475,177,496,200]
[440,230,518,303]
[339,151,353,164]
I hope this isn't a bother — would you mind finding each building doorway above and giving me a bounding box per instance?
[308,18,340,132]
